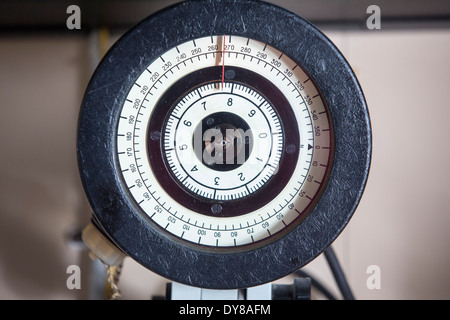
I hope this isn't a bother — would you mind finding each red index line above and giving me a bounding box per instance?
[221,34,226,89]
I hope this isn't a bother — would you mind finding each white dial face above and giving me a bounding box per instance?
[164,82,283,201]
[116,35,333,249]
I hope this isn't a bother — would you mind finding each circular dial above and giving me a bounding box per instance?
[164,82,282,200]
[116,35,332,248]
[77,0,371,289]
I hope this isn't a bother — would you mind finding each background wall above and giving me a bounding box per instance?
[0,1,449,299]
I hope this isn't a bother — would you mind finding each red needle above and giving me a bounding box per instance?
[221,34,226,89]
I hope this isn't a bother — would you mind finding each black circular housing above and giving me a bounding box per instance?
[77,0,371,289]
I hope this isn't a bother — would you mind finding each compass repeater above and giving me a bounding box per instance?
[77,0,371,294]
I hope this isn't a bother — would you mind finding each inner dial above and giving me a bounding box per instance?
[116,35,333,249]
[164,82,283,201]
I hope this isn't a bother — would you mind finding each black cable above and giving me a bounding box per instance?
[324,246,355,300]
[294,269,337,300]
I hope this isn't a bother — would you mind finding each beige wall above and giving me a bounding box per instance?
[327,28,450,299]
[0,27,449,299]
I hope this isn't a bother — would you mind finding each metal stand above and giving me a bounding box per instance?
[162,278,311,300]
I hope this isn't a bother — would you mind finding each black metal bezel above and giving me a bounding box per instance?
[77,0,371,289]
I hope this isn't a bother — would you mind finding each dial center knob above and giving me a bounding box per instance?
[196,112,252,171]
